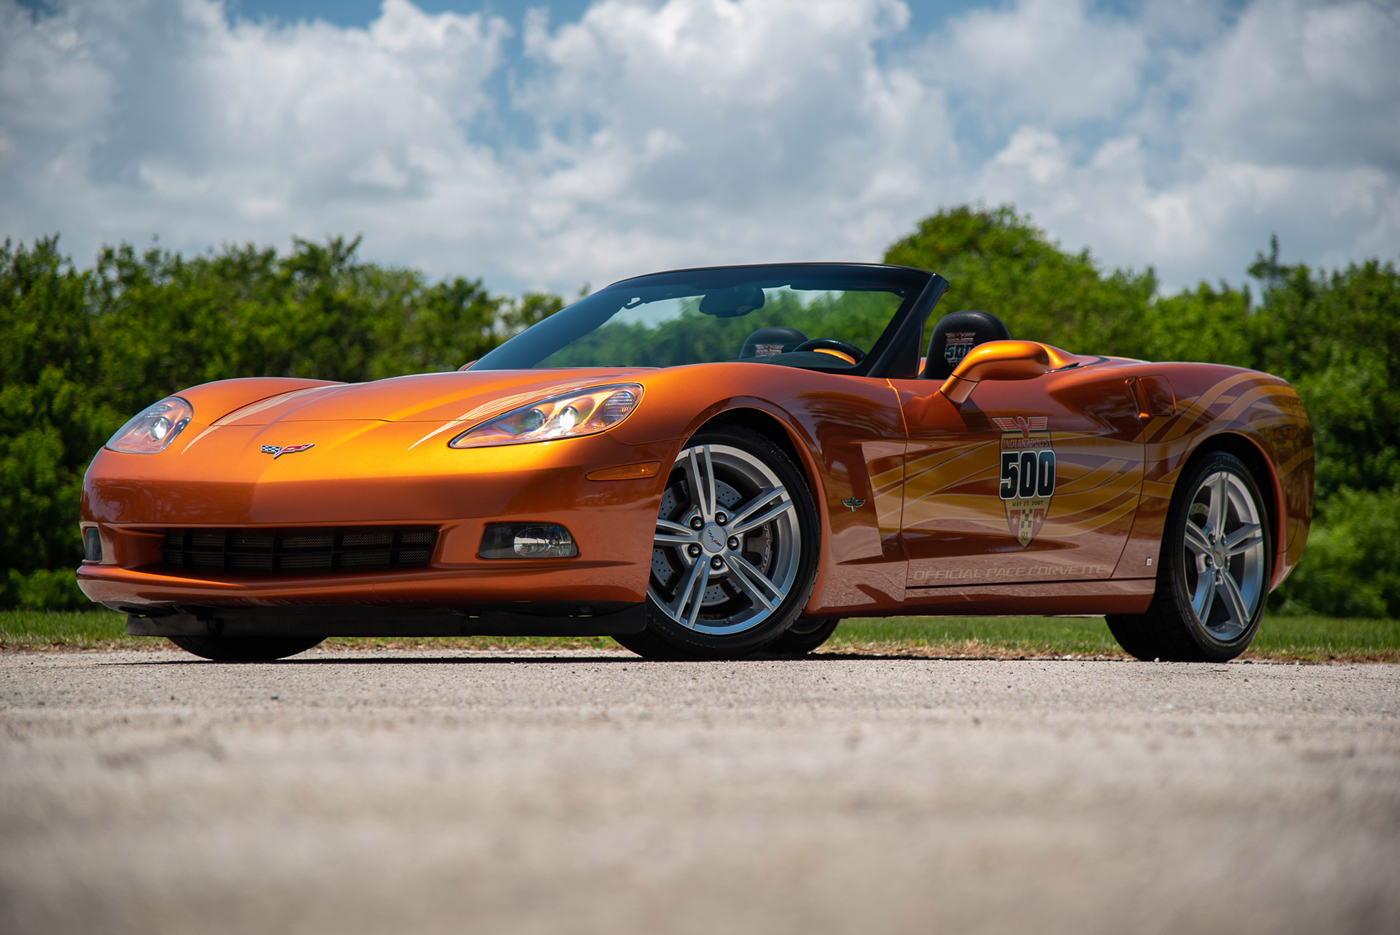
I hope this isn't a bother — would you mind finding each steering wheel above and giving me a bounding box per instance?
[793,338,866,364]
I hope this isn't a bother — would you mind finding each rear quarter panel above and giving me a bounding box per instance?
[1116,362,1314,589]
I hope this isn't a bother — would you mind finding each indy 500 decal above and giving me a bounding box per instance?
[994,416,1056,548]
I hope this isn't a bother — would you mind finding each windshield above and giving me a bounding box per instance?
[473,264,929,373]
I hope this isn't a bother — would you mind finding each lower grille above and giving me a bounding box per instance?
[161,526,437,574]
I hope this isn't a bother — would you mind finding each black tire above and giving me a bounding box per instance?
[767,617,840,655]
[624,425,821,660]
[1107,451,1272,662]
[168,635,324,661]
[611,629,693,661]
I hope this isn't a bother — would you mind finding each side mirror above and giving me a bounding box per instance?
[939,340,1050,403]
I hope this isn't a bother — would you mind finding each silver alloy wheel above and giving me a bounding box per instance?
[650,443,802,636]
[1181,469,1267,642]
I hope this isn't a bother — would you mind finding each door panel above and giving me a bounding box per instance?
[895,367,1145,589]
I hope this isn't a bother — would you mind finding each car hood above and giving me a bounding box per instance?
[197,369,651,428]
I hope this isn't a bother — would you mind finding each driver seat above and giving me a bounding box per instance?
[739,327,807,359]
[921,310,1011,380]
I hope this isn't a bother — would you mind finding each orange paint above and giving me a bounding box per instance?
[79,341,1312,624]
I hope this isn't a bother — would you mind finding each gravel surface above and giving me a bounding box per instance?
[2,647,1398,935]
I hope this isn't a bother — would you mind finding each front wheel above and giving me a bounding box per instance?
[618,425,820,660]
[767,617,840,655]
[168,635,324,661]
[1107,451,1271,662]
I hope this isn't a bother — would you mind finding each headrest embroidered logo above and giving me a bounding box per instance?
[754,343,786,357]
[260,443,315,459]
[944,331,977,365]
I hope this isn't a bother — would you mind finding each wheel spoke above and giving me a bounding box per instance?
[666,557,710,627]
[1207,472,1227,534]
[1225,523,1262,557]
[1183,521,1212,557]
[731,496,795,535]
[654,533,694,547]
[664,559,701,620]
[681,563,712,629]
[728,485,786,529]
[726,552,782,611]
[1194,572,1217,623]
[656,518,693,536]
[1217,569,1251,629]
[682,446,717,523]
[654,518,697,548]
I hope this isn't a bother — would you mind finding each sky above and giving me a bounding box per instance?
[1,0,1397,297]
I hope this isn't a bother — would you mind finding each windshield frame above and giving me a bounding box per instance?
[472,263,950,379]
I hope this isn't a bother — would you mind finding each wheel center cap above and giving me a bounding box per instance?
[700,524,727,554]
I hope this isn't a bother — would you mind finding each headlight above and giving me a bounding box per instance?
[449,384,642,449]
[106,397,193,454]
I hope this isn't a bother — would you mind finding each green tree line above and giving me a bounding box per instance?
[2,207,1396,616]
[0,235,559,607]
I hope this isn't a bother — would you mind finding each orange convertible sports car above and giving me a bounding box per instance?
[78,263,1313,662]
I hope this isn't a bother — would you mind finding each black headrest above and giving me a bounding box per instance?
[921,310,1011,380]
[739,327,808,359]
[700,286,765,318]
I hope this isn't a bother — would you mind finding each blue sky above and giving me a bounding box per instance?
[2,0,1396,296]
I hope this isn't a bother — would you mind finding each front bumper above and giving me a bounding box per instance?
[122,601,648,638]
[79,421,677,613]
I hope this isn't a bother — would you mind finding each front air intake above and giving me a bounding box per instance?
[160,526,437,574]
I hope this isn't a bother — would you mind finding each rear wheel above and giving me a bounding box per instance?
[1107,451,1271,662]
[616,425,820,660]
[168,635,323,661]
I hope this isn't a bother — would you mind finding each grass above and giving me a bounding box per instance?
[823,614,1400,663]
[826,616,1124,659]
[2,608,1396,663]
[0,610,620,654]
[0,609,140,652]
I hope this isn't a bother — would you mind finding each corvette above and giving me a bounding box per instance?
[78,263,1313,662]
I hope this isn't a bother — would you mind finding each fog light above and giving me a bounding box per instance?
[83,527,103,562]
[479,523,578,559]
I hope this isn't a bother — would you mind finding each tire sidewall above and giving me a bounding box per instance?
[1163,451,1272,661]
[644,425,820,658]
[768,617,840,655]
[168,635,323,661]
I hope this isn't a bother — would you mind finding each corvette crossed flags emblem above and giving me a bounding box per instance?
[260,443,315,459]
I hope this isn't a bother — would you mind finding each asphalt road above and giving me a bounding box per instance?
[2,647,1398,935]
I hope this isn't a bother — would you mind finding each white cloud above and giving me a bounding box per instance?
[1,0,514,268]
[0,0,1396,298]
[1183,0,1400,171]
[508,0,955,282]
[949,0,1400,286]
[936,0,1149,125]
[971,127,1399,284]
[1,0,959,291]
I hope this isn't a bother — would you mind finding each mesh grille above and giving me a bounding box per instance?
[161,526,437,575]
